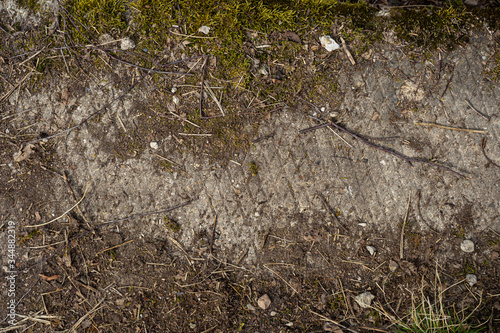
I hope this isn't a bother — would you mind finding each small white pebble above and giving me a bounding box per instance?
[465,274,477,286]
[198,25,210,35]
[320,106,326,112]
[270,311,277,316]
[150,141,159,150]
[257,294,271,310]
[246,304,256,311]
[319,35,340,52]
[460,240,475,253]
[366,245,376,256]
[171,87,177,93]
[120,37,135,51]
[358,223,367,227]
[172,96,180,105]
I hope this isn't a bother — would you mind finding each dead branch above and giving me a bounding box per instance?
[300,121,468,178]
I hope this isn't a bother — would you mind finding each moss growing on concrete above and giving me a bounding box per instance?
[9,0,500,163]
[248,161,259,176]
[391,6,476,51]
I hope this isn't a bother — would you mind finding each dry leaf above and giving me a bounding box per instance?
[39,274,60,281]
[283,31,302,44]
[13,144,35,162]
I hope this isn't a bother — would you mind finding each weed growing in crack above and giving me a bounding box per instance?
[375,263,487,333]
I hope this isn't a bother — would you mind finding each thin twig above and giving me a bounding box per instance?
[169,30,217,39]
[416,190,439,233]
[481,137,500,169]
[414,122,485,134]
[95,239,134,256]
[63,172,90,225]
[209,215,217,255]
[96,200,195,229]
[167,110,200,128]
[178,133,212,137]
[358,326,390,332]
[437,53,442,80]
[0,25,13,37]
[338,277,355,319]
[440,69,454,99]
[340,259,373,271]
[199,56,209,118]
[17,48,46,66]
[153,153,178,165]
[300,121,468,178]
[340,36,356,66]
[308,116,354,148]
[400,193,411,260]
[316,192,347,232]
[205,84,225,116]
[465,99,490,121]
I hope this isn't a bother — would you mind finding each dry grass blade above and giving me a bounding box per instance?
[309,310,360,333]
[373,261,487,332]
[178,133,212,137]
[95,239,135,256]
[400,193,411,260]
[264,264,298,294]
[168,236,193,265]
[0,325,26,332]
[414,122,486,134]
[0,71,35,104]
[15,313,61,325]
[67,299,104,333]
[205,84,225,116]
[24,179,91,228]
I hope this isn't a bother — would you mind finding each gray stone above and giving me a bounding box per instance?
[257,294,271,310]
[355,292,375,309]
